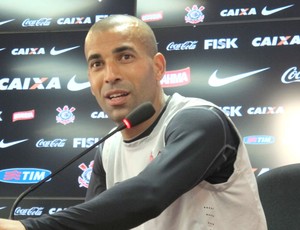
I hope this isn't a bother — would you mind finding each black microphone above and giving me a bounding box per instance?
[9,102,155,220]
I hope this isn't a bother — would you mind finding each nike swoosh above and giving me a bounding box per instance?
[0,207,6,210]
[0,48,5,52]
[0,139,28,148]
[50,46,80,55]
[208,67,270,87]
[261,4,294,16]
[67,75,90,91]
[0,19,15,26]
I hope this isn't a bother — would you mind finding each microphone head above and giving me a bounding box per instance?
[122,102,155,129]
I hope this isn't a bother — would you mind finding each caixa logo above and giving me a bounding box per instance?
[0,168,51,184]
[243,135,275,145]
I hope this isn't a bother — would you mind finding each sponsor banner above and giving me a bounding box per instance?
[1,1,300,205]
[0,198,84,219]
[0,0,136,33]
[160,67,191,88]
[12,109,35,122]
[137,0,299,28]
[0,168,51,184]
[244,135,275,145]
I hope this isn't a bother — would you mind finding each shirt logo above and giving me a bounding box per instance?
[50,46,80,56]
[261,4,294,16]
[208,67,270,87]
[0,139,28,148]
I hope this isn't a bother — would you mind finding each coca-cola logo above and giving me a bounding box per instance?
[282,67,300,84]
[22,18,52,27]
[166,41,198,51]
[14,207,44,216]
[36,139,67,148]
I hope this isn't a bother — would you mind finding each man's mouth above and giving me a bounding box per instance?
[107,92,129,100]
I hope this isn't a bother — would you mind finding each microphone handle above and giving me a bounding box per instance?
[8,125,124,220]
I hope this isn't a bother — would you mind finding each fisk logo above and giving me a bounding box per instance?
[220,106,242,117]
[0,168,51,184]
[204,38,238,50]
[73,138,100,148]
[244,135,275,145]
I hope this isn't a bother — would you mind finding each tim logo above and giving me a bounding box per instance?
[243,135,275,145]
[78,161,93,188]
[185,5,205,24]
[56,105,76,125]
[0,168,51,184]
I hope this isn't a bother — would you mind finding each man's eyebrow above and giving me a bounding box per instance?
[87,53,101,63]
[87,46,136,63]
[113,46,136,54]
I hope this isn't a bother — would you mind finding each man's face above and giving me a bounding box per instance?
[85,26,163,124]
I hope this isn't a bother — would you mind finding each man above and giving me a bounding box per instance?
[0,15,267,229]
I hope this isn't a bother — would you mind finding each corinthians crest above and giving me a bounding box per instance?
[185,5,205,24]
[56,105,76,125]
[78,161,94,188]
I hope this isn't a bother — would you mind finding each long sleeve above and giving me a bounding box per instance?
[20,106,239,230]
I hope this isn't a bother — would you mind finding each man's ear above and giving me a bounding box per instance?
[153,52,166,81]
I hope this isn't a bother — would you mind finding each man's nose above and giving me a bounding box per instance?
[104,62,122,83]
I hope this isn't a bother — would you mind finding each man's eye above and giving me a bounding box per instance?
[91,61,102,68]
[121,54,133,61]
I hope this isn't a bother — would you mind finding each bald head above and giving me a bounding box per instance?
[85,15,158,57]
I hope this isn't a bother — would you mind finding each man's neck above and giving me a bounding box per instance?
[121,93,169,141]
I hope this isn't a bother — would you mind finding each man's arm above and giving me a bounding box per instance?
[18,106,239,230]
[85,144,107,201]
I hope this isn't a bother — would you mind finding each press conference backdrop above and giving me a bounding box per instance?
[0,0,299,219]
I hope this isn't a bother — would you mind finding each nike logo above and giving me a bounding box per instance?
[67,75,90,91]
[208,67,270,87]
[0,19,15,26]
[0,48,5,52]
[50,46,80,55]
[261,4,294,16]
[0,207,6,210]
[0,139,28,148]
